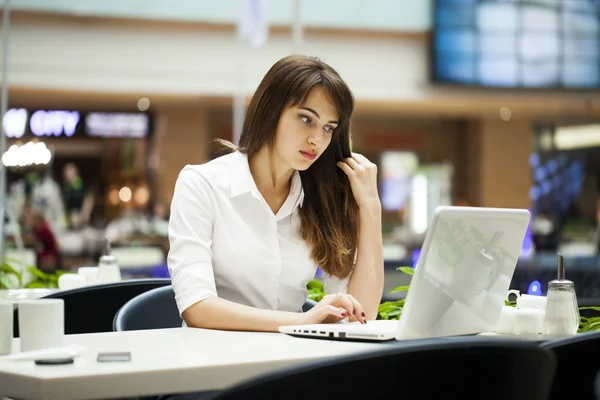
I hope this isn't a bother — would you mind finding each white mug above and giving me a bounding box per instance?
[495,306,519,334]
[517,294,547,311]
[514,307,545,335]
[77,266,99,286]
[58,273,87,290]
[0,300,13,355]
[18,299,64,352]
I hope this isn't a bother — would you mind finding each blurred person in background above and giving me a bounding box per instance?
[151,201,169,237]
[168,55,384,332]
[62,163,95,230]
[23,207,61,273]
[532,212,560,252]
[7,166,66,236]
[104,204,152,243]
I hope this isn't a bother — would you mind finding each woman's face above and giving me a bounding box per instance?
[273,87,339,171]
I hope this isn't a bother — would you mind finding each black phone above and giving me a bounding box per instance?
[97,351,131,363]
[35,358,74,366]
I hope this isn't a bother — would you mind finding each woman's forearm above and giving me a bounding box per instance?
[348,202,384,320]
[182,297,300,332]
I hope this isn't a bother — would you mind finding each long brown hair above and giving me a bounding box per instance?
[219,55,359,278]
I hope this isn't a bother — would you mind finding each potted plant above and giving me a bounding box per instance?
[0,257,67,289]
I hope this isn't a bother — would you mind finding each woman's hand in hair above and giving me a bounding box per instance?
[336,153,380,209]
[294,293,368,325]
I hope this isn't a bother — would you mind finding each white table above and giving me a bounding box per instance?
[0,289,60,306]
[0,327,384,400]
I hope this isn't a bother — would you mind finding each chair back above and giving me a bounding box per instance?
[13,278,171,337]
[543,331,600,400]
[302,299,317,312]
[113,285,182,331]
[213,338,557,400]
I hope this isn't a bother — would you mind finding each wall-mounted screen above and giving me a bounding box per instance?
[433,0,600,88]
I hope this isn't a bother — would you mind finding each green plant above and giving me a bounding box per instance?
[0,257,66,289]
[578,307,600,333]
[305,267,414,319]
[378,266,413,320]
[307,278,326,302]
[1,257,24,289]
[25,266,68,289]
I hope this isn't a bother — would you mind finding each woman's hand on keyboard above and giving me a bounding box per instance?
[294,293,367,325]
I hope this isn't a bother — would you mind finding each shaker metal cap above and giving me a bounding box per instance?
[100,238,117,263]
[548,253,574,288]
[558,253,566,280]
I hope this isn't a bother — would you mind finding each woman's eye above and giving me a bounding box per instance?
[300,115,312,125]
[324,126,335,134]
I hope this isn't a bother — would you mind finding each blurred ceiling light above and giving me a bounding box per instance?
[2,140,52,167]
[108,188,120,205]
[500,106,512,121]
[137,97,150,112]
[3,108,28,138]
[134,186,150,205]
[554,124,600,150]
[119,187,132,203]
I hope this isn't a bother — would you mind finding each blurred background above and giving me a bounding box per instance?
[1,0,600,303]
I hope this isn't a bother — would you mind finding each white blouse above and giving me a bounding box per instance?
[167,151,350,315]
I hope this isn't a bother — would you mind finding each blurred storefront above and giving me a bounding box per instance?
[2,106,153,225]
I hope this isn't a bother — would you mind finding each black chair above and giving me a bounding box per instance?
[596,370,600,400]
[206,338,556,400]
[13,278,171,337]
[302,298,317,312]
[542,331,600,400]
[113,285,182,331]
[114,289,318,332]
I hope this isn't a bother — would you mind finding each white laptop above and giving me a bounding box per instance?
[279,206,531,341]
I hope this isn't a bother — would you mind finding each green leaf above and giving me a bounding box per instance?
[3,257,24,266]
[1,262,20,275]
[0,274,15,289]
[27,266,49,280]
[307,291,324,302]
[1,262,23,287]
[388,285,410,294]
[579,307,600,312]
[25,281,48,289]
[306,279,324,291]
[397,267,414,276]
[582,321,600,332]
[307,279,326,302]
[378,299,405,320]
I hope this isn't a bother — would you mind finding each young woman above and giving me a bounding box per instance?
[168,55,383,332]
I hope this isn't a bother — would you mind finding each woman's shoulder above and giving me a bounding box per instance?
[177,151,239,191]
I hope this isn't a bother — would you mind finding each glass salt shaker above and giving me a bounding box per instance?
[544,253,580,336]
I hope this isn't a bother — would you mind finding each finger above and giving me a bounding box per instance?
[333,293,356,317]
[351,152,369,164]
[318,295,348,318]
[321,305,348,320]
[345,294,367,324]
[343,157,361,170]
[352,153,375,169]
[336,161,353,176]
